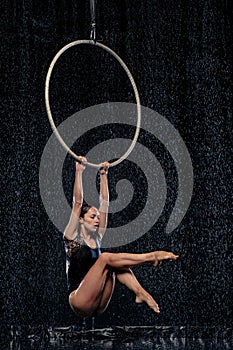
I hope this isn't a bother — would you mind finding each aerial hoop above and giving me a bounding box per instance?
[45,40,141,168]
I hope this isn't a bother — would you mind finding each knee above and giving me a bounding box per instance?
[99,252,111,263]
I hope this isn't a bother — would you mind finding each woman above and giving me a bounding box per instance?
[64,156,178,318]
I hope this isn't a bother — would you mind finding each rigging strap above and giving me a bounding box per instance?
[90,0,97,42]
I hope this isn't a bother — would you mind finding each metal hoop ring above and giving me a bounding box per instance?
[45,40,141,168]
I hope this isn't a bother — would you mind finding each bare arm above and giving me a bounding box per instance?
[64,157,87,240]
[98,162,109,239]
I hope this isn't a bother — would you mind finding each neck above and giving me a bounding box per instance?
[80,227,93,240]
[80,228,96,248]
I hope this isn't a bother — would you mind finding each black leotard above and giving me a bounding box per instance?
[63,235,101,294]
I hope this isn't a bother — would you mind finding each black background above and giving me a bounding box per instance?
[1,0,232,330]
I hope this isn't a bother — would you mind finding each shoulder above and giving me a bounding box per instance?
[63,233,82,257]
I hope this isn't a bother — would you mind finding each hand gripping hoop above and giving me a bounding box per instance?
[45,40,141,168]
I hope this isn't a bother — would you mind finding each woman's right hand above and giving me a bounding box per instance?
[76,156,87,172]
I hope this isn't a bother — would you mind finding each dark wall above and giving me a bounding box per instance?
[1,0,232,328]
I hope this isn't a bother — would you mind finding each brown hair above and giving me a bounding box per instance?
[80,205,92,218]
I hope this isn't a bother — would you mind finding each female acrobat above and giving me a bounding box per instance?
[64,157,178,318]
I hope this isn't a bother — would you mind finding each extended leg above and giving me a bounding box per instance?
[101,251,178,269]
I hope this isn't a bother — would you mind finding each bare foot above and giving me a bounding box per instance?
[135,292,160,313]
[153,251,179,267]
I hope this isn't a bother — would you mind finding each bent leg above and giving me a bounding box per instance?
[69,264,114,318]
[116,269,160,313]
[94,271,116,315]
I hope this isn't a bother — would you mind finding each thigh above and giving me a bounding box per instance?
[69,256,112,316]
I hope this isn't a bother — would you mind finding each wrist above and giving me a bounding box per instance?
[99,167,108,175]
[76,167,84,174]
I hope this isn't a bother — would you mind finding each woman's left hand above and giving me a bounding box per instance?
[99,162,109,175]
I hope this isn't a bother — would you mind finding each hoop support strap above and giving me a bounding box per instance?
[90,0,97,41]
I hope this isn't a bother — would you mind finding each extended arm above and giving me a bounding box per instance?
[64,158,86,240]
[98,162,109,239]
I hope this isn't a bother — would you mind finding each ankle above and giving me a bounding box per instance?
[135,287,146,299]
[145,252,155,263]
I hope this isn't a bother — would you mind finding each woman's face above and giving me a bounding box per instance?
[80,207,100,232]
